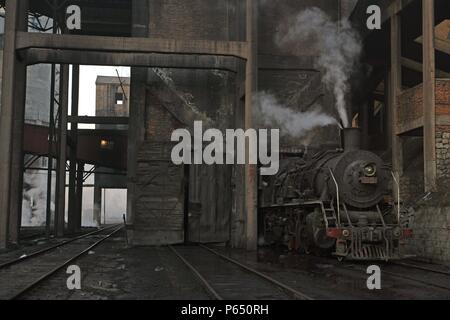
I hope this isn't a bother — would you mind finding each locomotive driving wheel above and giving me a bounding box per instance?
[305,210,336,255]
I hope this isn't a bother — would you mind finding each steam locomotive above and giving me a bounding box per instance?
[259,128,412,261]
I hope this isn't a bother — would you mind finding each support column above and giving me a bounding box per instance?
[54,64,70,237]
[0,0,29,249]
[93,186,102,227]
[389,5,403,201]
[8,62,27,246]
[68,65,80,233]
[423,0,437,192]
[245,0,258,251]
[76,162,84,229]
[127,0,149,238]
[46,64,56,237]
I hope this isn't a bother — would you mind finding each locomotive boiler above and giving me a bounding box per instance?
[260,128,412,261]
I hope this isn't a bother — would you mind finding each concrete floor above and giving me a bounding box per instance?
[2,230,449,300]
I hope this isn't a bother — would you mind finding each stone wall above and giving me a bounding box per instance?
[436,127,450,179]
[405,205,450,265]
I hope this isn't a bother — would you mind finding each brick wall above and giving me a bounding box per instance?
[146,90,184,142]
[148,0,241,41]
[436,80,450,116]
[398,85,423,127]
[398,80,450,130]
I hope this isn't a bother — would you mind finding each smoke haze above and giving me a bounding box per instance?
[255,92,338,139]
[276,7,362,128]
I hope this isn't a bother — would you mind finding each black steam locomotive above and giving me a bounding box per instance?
[259,129,412,261]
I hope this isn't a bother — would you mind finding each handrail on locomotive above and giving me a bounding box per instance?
[391,171,401,224]
[328,168,341,226]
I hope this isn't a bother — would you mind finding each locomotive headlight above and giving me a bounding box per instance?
[364,163,377,177]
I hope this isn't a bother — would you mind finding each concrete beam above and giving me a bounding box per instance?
[23,49,240,73]
[0,0,29,249]
[423,0,437,192]
[16,32,249,60]
[68,116,129,125]
[401,57,450,79]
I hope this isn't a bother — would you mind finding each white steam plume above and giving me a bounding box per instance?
[22,169,50,226]
[255,92,338,138]
[276,7,362,128]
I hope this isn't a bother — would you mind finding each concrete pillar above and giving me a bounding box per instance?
[54,64,70,237]
[389,5,403,201]
[93,186,102,227]
[8,60,27,246]
[0,0,29,249]
[127,0,149,235]
[76,162,84,229]
[245,0,258,251]
[46,64,56,237]
[231,72,246,249]
[68,65,80,234]
[423,0,437,192]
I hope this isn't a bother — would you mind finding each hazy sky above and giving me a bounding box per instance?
[71,65,130,128]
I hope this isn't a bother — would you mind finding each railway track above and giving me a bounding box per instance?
[0,225,124,300]
[391,261,450,277]
[169,244,314,300]
[312,256,450,293]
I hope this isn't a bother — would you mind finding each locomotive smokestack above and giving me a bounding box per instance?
[341,128,361,151]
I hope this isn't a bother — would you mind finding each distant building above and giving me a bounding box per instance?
[93,76,130,226]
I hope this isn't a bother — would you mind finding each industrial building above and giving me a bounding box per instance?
[0,0,449,300]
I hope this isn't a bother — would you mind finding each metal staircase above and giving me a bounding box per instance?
[321,201,338,228]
